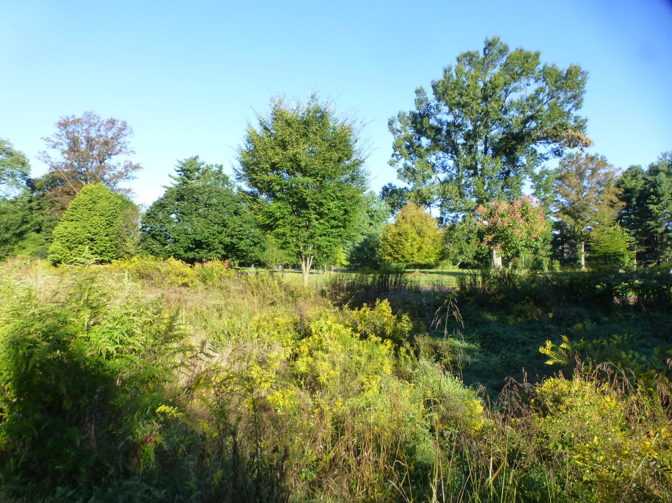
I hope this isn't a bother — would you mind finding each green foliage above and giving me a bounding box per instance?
[258,234,294,269]
[540,335,574,366]
[378,201,443,269]
[48,184,137,264]
[3,258,672,502]
[442,218,484,268]
[0,138,30,197]
[140,157,264,264]
[237,94,367,283]
[345,191,391,270]
[389,37,590,237]
[530,371,671,502]
[0,193,33,258]
[619,152,672,265]
[589,220,634,270]
[554,152,623,269]
[0,268,189,494]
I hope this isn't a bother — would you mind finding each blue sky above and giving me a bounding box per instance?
[2,0,671,206]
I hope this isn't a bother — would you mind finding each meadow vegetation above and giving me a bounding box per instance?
[1,37,672,502]
[1,258,671,502]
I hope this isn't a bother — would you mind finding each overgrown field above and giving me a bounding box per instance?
[1,258,671,502]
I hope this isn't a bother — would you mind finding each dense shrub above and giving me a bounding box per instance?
[0,268,190,496]
[48,184,138,264]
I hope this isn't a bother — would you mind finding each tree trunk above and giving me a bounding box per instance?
[580,241,585,270]
[300,255,314,286]
[490,248,502,269]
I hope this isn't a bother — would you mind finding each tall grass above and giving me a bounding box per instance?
[0,258,671,502]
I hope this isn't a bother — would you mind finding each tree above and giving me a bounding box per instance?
[0,139,30,198]
[553,152,622,269]
[589,221,633,270]
[476,196,547,269]
[378,202,443,272]
[237,95,368,285]
[388,37,591,267]
[618,153,672,266]
[39,111,141,208]
[48,184,138,264]
[0,139,33,257]
[259,235,294,269]
[344,191,391,270]
[141,157,264,264]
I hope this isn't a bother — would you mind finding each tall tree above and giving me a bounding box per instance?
[48,184,137,265]
[378,202,443,273]
[39,111,141,208]
[553,152,622,269]
[0,139,30,198]
[0,139,33,257]
[618,152,672,265]
[141,156,265,264]
[388,37,591,267]
[237,95,368,285]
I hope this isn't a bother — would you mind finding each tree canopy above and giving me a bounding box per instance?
[618,152,672,265]
[48,184,137,264]
[39,111,141,208]
[0,139,30,198]
[387,37,590,266]
[344,191,391,270]
[476,196,547,269]
[237,95,367,284]
[553,152,622,269]
[378,202,443,272]
[141,157,265,264]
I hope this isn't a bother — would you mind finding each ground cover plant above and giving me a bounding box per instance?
[0,258,670,502]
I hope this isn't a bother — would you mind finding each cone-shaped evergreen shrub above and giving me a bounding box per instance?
[48,184,137,264]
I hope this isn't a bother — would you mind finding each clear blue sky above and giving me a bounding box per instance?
[2,0,671,206]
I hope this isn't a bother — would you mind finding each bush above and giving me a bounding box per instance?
[0,268,190,495]
[48,184,138,265]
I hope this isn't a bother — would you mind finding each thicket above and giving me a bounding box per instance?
[1,258,671,502]
[47,184,137,265]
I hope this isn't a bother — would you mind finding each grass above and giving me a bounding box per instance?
[1,258,671,502]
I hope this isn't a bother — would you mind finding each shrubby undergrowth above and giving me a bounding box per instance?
[0,259,671,502]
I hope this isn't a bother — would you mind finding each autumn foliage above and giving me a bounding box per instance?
[476,196,547,262]
[38,111,141,210]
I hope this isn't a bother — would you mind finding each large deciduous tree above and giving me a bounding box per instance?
[0,139,31,198]
[39,111,141,208]
[378,202,443,273]
[553,152,622,270]
[388,37,591,267]
[140,156,265,264]
[237,95,367,285]
[48,184,138,265]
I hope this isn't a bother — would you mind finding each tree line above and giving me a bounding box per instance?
[1,37,670,278]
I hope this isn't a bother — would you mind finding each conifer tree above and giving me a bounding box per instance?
[48,184,137,264]
[141,157,264,264]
